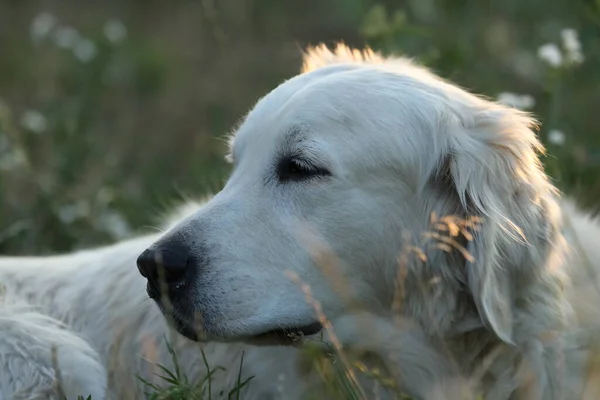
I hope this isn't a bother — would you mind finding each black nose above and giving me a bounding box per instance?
[136,246,189,286]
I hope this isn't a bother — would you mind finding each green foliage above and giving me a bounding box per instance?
[0,11,231,254]
[133,336,255,400]
[1,1,598,256]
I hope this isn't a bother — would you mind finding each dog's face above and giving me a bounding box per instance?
[137,45,556,346]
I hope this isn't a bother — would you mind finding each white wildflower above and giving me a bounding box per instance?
[53,26,79,49]
[561,28,584,65]
[30,12,57,42]
[20,109,47,134]
[548,129,566,146]
[73,38,97,63]
[57,201,90,224]
[537,43,563,68]
[103,19,127,44]
[57,206,76,224]
[0,148,27,171]
[561,29,580,51]
[517,95,535,109]
[96,210,131,239]
[497,92,536,110]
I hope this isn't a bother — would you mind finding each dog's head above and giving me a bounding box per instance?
[137,44,567,345]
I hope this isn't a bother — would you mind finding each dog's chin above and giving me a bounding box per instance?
[173,316,323,346]
[236,322,324,346]
[147,284,323,345]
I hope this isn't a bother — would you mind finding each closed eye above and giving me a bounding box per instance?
[276,156,331,182]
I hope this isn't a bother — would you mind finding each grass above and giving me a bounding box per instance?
[135,337,403,400]
[136,340,253,400]
[53,335,404,399]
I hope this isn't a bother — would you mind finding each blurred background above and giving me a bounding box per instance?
[0,0,598,255]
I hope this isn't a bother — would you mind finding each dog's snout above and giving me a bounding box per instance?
[136,245,190,285]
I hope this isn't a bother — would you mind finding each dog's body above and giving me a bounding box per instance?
[2,44,600,400]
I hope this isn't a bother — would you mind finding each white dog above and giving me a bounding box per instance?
[1,44,600,400]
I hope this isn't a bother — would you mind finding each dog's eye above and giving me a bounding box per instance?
[277,157,331,182]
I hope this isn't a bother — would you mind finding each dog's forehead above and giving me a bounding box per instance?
[230,70,349,159]
[233,67,349,131]
[231,63,451,167]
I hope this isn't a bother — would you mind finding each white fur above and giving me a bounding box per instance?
[0,302,107,400]
[2,43,600,399]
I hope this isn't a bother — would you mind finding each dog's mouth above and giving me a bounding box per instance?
[178,318,323,346]
[154,301,323,345]
[243,322,324,346]
[147,284,323,345]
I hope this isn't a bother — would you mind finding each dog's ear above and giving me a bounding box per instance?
[432,103,557,344]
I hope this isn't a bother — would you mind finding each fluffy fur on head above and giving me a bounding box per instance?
[297,44,579,399]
